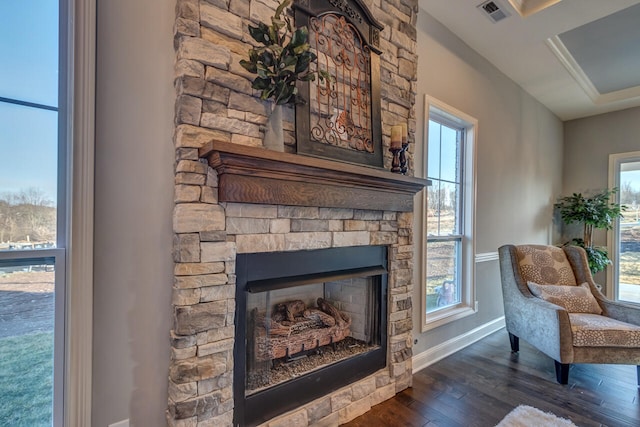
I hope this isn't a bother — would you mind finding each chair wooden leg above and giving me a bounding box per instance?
[554,361,570,384]
[508,333,519,352]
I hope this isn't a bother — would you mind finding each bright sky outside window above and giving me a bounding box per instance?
[0,1,59,204]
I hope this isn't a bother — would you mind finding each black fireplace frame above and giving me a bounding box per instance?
[233,245,388,427]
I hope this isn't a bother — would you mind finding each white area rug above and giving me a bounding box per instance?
[496,405,578,427]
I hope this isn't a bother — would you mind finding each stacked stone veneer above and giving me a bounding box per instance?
[170,0,418,425]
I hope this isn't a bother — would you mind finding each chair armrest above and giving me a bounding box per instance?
[580,281,640,326]
[564,246,640,325]
[598,298,640,326]
[503,290,573,362]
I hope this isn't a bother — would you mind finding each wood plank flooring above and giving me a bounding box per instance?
[344,328,640,427]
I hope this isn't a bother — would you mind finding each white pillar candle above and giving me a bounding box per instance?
[390,125,402,149]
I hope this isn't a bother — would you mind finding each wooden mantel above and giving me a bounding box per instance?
[199,141,430,212]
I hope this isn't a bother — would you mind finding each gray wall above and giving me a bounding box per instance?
[564,107,640,195]
[412,10,564,355]
[563,106,640,285]
[93,0,175,425]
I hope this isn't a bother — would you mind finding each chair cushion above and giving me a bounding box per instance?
[527,281,602,314]
[516,245,577,286]
[569,313,640,347]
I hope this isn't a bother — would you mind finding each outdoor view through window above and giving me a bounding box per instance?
[426,118,463,313]
[619,163,640,304]
[0,1,60,425]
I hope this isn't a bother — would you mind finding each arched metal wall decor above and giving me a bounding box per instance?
[294,0,384,168]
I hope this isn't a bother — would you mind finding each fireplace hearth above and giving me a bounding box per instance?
[234,246,388,426]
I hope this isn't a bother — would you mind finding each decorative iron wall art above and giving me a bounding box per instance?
[294,0,384,168]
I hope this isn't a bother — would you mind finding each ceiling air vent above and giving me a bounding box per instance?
[478,0,510,23]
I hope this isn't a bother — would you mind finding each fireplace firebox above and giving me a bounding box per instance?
[234,245,388,426]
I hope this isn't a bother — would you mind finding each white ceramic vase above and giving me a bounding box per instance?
[263,103,284,152]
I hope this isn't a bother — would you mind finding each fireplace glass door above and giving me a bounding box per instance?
[234,246,387,426]
[246,275,381,396]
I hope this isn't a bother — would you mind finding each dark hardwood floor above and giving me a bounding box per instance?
[344,328,640,427]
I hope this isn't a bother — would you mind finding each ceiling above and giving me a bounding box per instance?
[419,0,640,121]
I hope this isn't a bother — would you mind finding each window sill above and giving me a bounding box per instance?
[422,304,476,332]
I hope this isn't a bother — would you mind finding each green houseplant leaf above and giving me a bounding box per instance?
[555,188,627,274]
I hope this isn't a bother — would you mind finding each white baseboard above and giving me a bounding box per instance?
[412,316,505,374]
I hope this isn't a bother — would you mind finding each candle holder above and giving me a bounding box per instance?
[399,143,408,174]
[399,123,409,174]
[390,147,402,173]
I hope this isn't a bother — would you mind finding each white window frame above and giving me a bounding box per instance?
[64,0,95,425]
[608,151,640,302]
[420,95,477,331]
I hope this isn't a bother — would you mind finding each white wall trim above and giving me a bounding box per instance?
[546,36,640,106]
[475,251,499,263]
[65,0,95,425]
[412,317,506,374]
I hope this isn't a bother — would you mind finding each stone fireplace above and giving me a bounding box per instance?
[170,0,419,425]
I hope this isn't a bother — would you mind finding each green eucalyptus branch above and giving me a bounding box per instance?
[239,0,331,106]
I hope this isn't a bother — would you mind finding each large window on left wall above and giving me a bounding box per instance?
[0,2,66,425]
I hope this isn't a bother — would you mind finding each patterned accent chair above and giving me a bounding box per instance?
[499,244,640,384]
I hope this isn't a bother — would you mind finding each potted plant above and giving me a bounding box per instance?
[240,0,331,150]
[555,188,627,273]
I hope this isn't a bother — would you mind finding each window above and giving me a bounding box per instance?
[608,152,640,304]
[0,2,64,425]
[421,96,477,330]
[0,1,95,425]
